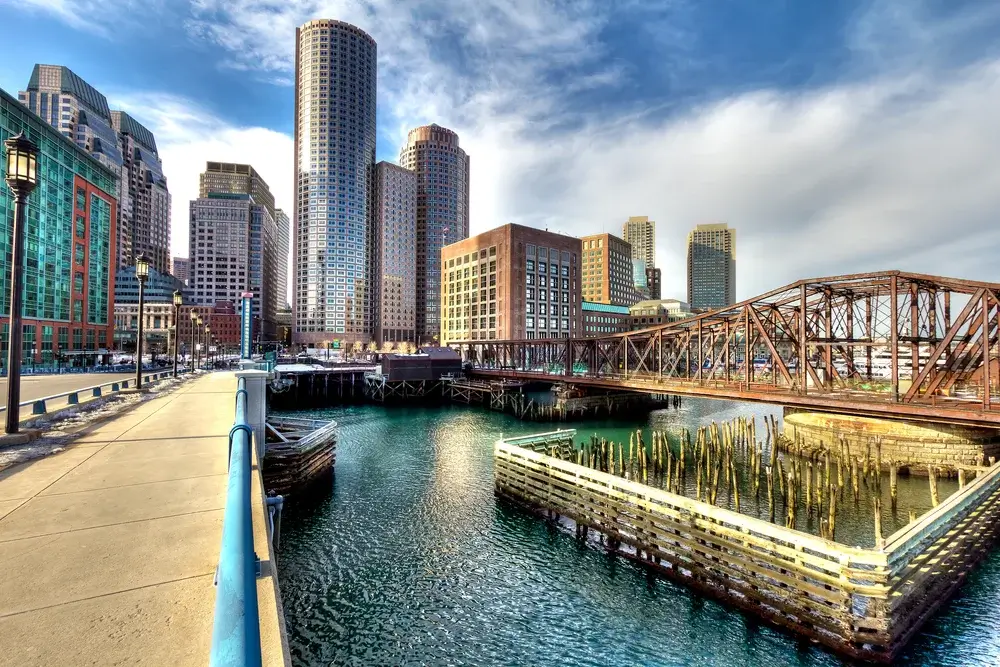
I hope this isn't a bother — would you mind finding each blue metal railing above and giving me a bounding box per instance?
[210,377,262,667]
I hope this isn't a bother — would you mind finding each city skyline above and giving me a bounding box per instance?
[2,2,999,303]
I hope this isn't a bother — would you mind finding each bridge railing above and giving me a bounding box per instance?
[0,369,184,417]
[210,376,262,667]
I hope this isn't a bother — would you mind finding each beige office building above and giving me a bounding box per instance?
[622,215,655,269]
[687,223,736,310]
[581,233,635,306]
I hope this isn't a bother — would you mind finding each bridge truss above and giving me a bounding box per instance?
[450,271,1000,426]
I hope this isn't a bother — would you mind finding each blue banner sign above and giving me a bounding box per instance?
[240,292,253,359]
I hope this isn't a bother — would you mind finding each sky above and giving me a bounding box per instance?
[1,0,999,302]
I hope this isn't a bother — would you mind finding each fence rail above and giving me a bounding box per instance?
[210,376,263,667]
[0,369,183,416]
[495,431,1000,662]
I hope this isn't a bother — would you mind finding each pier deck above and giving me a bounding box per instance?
[0,372,287,666]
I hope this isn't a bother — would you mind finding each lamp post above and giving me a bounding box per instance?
[189,310,197,371]
[196,316,204,370]
[4,133,39,435]
[172,291,182,377]
[205,325,211,370]
[134,253,149,389]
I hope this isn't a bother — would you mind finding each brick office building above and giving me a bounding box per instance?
[440,224,582,345]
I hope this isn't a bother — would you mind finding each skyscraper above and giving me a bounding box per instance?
[112,110,171,274]
[687,223,736,310]
[372,161,417,344]
[171,257,190,285]
[622,215,655,268]
[18,65,128,265]
[399,124,470,344]
[580,233,635,306]
[189,163,279,339]
[275,209,290,309]
[293,20,377,345]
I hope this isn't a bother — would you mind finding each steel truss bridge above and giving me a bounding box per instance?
[450,272,1000,428]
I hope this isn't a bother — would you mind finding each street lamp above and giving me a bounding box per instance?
[205,325,211,369]
[196,315,204,370]
[134,253,149,389]
[4,132,39,435]
[172,290,182,377]
[189,310,197,370]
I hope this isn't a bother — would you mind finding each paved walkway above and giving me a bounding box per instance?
[0,372,287,666]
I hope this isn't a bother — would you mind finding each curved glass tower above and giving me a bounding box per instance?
[293,19,377,345]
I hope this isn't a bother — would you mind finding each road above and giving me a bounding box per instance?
[0,371,172,411]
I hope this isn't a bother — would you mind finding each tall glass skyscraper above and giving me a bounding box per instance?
[399,124,470,343]
[293,19,377,345]
[687,222,736,310]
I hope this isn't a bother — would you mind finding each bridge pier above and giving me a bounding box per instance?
[782,408,1000,472]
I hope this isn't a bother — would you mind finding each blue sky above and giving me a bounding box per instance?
[1,0,999,300]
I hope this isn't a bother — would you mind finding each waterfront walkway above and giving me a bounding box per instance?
[0,372,288,666]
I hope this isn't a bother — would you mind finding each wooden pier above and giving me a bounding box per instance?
[494,429,1000,663]
[267,365,372,409]
[263,416,339,496]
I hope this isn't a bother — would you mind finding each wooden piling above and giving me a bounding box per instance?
[889,460,898,511]
[928,465,940,507]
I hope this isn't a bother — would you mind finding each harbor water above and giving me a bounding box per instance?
[276,399,1000,666]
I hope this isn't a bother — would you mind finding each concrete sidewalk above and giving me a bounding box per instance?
[0,372,288,666]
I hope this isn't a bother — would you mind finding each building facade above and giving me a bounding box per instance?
[200,162,275,219]
[293,19,378,345]
[687,222,736,310]
[274,209,290,309]
[373,161,417,344]
[629,299,693,330]
[441,224,581,345]
[192,162,281,339]
[581,233,635,306]
[646,266,662,300]
[622,215,655,269]
[188,193,278,340]
[111,111,170,274]
[1,87,119,367]
[399,124,470,343]
[175,301,241,353]
[114,265,187,305]
[171,257,190,285]
[582,301,631,337]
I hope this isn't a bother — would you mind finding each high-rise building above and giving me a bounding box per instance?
[687,223,736,310]
[622,215,655,269]
[293,20,377,345]
[399,124,470,344]
[112,111,170,274]
[580,233,635,306]
[189,193,278,340]
[372,161,417,344]
[646,266,662,300]
[171,257,190,285]
[1,86,119,367]
[192,162,280,338]
[440,224,581,346]
[274,209,290,309]
[18,65,128,266]
[200,162,275,220]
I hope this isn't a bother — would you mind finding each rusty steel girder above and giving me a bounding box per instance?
[449,271,1000,427]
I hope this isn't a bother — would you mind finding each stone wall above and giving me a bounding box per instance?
[782,408,1000,472]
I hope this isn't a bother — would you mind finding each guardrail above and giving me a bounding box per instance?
[0,369,185,416]
[210,376,262,667]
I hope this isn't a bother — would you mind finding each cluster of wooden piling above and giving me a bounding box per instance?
[543,415,982,545]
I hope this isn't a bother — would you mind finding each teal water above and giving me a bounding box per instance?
[275,400,1000,666]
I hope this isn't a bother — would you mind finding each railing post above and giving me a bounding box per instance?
[235,369,269,463]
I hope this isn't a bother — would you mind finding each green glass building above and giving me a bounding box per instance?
[0,86,118,368]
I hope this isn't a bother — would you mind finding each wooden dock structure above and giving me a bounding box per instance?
[494,429,1000,663]
[263,416,338,496]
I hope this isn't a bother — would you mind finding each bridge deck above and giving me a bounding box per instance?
[0,372,288,666]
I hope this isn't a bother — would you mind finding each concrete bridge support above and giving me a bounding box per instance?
[783,408,1000,472]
